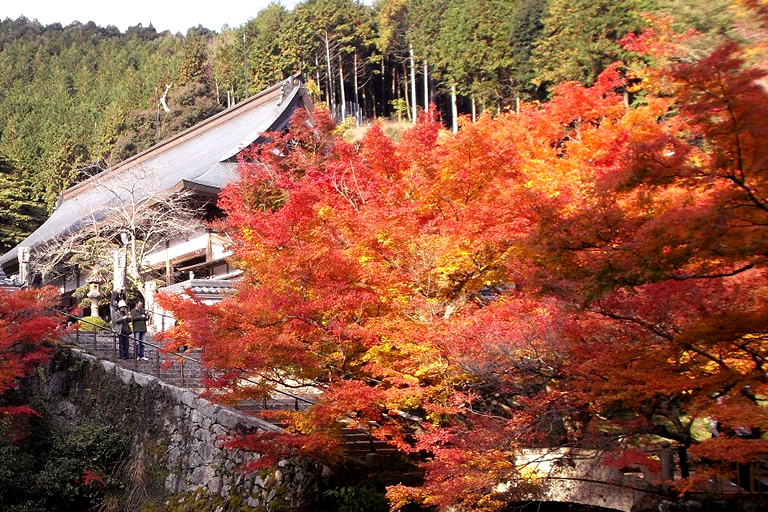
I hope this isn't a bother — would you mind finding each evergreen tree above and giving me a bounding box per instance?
[0,155,45,254]
[504,0,548,100]
[534,0,656,86]
[245,3,291,92]
[0,0,749,251]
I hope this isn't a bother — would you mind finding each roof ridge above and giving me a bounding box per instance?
[61,75,301,202]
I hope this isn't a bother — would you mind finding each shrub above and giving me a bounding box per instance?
[77,316,109,332]
[0,417,126,512]
[323,483,389,512]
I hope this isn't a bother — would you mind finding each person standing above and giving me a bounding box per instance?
[112,300,132,359]
[109,288,125,325]
[131,300,149,361]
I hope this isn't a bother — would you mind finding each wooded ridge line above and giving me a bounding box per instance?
[0,0,736,251]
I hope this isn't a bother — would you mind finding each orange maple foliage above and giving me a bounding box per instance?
[523,10,768,485]
[157,12,768,510]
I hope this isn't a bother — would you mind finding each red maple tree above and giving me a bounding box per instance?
[157,12,768,509]
[0,286,63,441]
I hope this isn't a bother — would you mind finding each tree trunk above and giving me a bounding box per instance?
[423,60,429,110]
[339,53,346,120]
[155,86,160,141]
[165,240,172,287]
[159,83,172,113]
[114,248,127,292]
[353,51,361,125]
[409,43,417,123]
[324,31,334,114]
[392,65,397,100]
[403,65,411,123]
[128,235,139,288]
[372,82,377,118]
[380,58,386,117]
[451,83,458,134]
[243,33,248,98]
[471,96,476,123]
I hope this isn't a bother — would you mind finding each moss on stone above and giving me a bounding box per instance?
[163,489,263,512]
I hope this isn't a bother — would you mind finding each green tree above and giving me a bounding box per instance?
[375,0,412,117]
[339,0,379,119]
[504,0,548,101]
[245,3,291,92]
[407,0,449,112]
[307,0,360,113]
[534,0,656,86]
[210,28,243,105]
[437,0,523,101]
[0,18,189,210]
[179,33,211,85]
[278,2,321,77]
[0,156,45,253]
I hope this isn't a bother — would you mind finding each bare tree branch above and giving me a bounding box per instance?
[31,166,204,292]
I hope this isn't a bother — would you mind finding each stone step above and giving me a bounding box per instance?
[65,331,206,387]
[340,428,398,455]
[64,330,401,461]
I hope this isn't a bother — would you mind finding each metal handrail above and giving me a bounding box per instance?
[46,315,768,478]
[68,317,201,388]
[60,309,197,361]
[52,308,315,409]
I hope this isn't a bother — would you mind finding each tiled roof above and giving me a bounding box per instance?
[0,76,312,270]
[0,268,21,290]
[162,278,237,299]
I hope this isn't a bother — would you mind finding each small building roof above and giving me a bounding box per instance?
[0,76,312,271]
[0,267,21,291]
[162,278,237,301]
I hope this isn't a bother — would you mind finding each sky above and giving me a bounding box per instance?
[2,0,294,34]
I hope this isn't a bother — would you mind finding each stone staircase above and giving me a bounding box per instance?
[67,329,321,415]
[65,328,402,465]
[340,427,399,461]
[66,329,206,388]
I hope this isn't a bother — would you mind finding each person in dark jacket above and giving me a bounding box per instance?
[112,300,132,359]
[109,288,125,325]
[130,300,149,360]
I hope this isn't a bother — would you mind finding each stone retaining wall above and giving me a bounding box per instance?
[38,347,325,510]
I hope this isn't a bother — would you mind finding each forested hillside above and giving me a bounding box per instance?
[2,1,767,510]
[0,0,737,252]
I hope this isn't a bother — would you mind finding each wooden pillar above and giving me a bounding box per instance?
[165,240,172,287]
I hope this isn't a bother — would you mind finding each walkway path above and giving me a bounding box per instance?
[64,328,763,511]
[65,328,394,460]
[67,329,205,389]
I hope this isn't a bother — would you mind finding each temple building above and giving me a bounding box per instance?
[0,76,313,323]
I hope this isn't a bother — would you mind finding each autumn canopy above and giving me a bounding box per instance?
[0,287,63,440]
[158,11,768,510]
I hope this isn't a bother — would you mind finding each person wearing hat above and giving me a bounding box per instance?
[112,299,132,359]
[109,288,125,329]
